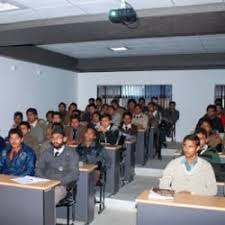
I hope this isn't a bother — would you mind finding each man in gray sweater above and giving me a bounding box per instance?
[36,123,79,205]
[160,134,217,196]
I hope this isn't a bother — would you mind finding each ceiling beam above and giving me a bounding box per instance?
[0,4,225,46]
[0,46,78,71]
[77,53,225,72]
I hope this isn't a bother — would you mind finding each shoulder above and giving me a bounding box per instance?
[198,157,214,169]
[64,147,79,157]
[22,144,35,154]
[166,156,183,168]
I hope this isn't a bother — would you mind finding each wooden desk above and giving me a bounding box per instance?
[0,175,60,225]
[124,140,136,183]
[136,129,148,165]
[57,164,97,224]
[136,190,225,225]
[104,145,122,195]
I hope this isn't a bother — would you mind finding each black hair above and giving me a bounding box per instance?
[14,111,23,120]
[127,99,136,105]
[89,103,97,109]
[92,111,101,117]
[96,97,102,103]
[71,115,81,122]
[194,128,208,138]
[108,105,116,111]
[19,121,31,129]
[170,101,176,106]
[135,104,142,109]
[123,112,132,119]
[101,114,112,121]
[198,118,213,128]
[58,102,66,108]
[53,111,62,119]
[183,134,200,146]
[89,98,95,102]
[69,102,77,110]
[51,123,65,136]
[26,108,38,115]
[206,104,216,112]
[148,101,156,106]
[46,110,54,118]
[8,128,23,139]
[139,97,145,102]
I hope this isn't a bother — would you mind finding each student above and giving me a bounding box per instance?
[138,97,148,113]
[127,99,136,114]
[45,110,54,125]
[88,111,101,130]
[96,97,103,112]
[12,111,23,128]
[77,128,111,169]
[52,111,63,124]
[26,108,45,144]
[196,104,224,133]
[98,114,119,145]
[58,102,67,124]
[19,121,40,159]
[66,116,86,145]
[163,101,180,125]
[0,136,6,152]
[111,99,125,117]
[64,102,78,125]
[107,105,121,128]
[132,104,149,129]
[0,128,36,176]
[100,104,109,116]
[216,104,225,127]
[119,112,138,138]
[159,134,217,196]
[36,124,79,205]
[195,128,220,164]
[83,104,97,122]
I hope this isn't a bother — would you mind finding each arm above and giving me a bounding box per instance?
[20,151,36,176]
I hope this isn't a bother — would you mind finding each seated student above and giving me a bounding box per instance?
[82,103,97,123]
[196,104,224,133]
[195,128,220,164]
[127,99,136,115]
[19,121,40,159]
[111,99,125,117]
[107,105,121,128]
[12,111,23,128]
[36,124,79,205]
[119,112,138,138]
[58,102,68,125]
[77,128,111,170]
[26,108,45,144]
[64,102,78,125]
[52,111,63,124]
[138,97,149,114]
[0,128,36,176]
[163,101,180,125]
[132,104,149,129]
[45,110,54,126]
[66,116,86,145]
[88,112,101,130]
[98,114,119,145]
[159,134,217,196]
[100,104,109,116]
[96,97,103,112]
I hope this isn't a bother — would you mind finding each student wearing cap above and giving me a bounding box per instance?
[36,123,79,205]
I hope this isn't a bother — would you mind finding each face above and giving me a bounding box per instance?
[19,125,30,136]
[52,115,62,123]
[108,107,114,115]
[51,133,64,149]
[89,106,96,114]
[102,105,108,114]
[216,105,223,114]
[183,140,199,159]
[46,113,53,123]
[84,129,96,143]
[9,133,23,149]
[200,122,212,135]
[96,100,102,106]
[139,99,145,106]
[134,106,142,115]
[128,102,135,110]
[123,115,132,125]
[112,102,118,109]
[101,117,111,128]
[27,112,37,124]
[69,104,77,112]
[14,115,22,126]
[207,108,216,118]
[59,105,66,113]
[170,103,176,110]
[196,133,207,148]
[89,99,95,104]
[71,119,80,129]
[92,113,100,122]
[148,104,154,112]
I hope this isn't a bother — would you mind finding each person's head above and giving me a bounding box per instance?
[14,111,23,126]
[127,99,136,111]
[51,123,66,149]
[101,114,112,128]
[8,128,23,149]
[183,134,200,160]
[215,98,223,106]
[96,97,102,106]
[195,128,208,148]
[89,104,97,115]
[71,109,81,118]
[199,118,213,135]
[88,98,95,105]
[206,104,217,118]
[68,103,77,112]
[71,116,80,129]
[84,128,97,143]
[19,121,31,136]
[134,104,142,115]
[52,111,62,123]
[91,112,101,123]
[46,111,54,123]
[108,105,116,116]
[151,96,158,104]
[111,99,119,110]
[138,97,145,107]
[216,104,223,115]
[101,104,109,114]
[26,108,38,124]
[122,112,132,125]
[58,102,67,113]
[169,101,176,110]
[148,102,155,112]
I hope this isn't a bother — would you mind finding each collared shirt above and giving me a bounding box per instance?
[199,144,208,155]
[180,156,198,173]
[134,113,143,119]
[122,123,132,130]
[54,145,65,157]
[30,120,38,128]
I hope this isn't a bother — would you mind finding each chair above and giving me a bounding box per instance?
[56,183,77,225]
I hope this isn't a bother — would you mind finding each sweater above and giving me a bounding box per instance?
[159,156,217,196]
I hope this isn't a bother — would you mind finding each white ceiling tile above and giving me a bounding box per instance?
[173,0,223,6]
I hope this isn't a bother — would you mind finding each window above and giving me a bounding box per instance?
[215,85,225,107]
[97,85,172,108]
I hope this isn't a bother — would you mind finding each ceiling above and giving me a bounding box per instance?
[0,0,225,72]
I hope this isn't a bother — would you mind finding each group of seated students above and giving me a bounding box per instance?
[1,96,225,205]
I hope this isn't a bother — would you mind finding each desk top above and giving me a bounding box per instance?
[0,175,60,191]
[104,145,122,151]
[136,190,225,212]
[79,164,98,172]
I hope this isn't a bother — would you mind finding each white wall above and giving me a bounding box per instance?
[77,70,225,142]
[0,56,77,136]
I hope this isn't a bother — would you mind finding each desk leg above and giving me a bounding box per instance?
[125,142,135,182]
[136,132,146,165]
[106,149,120,195]
[148,128,155,159]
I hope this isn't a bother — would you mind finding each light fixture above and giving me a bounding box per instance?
[0,1,20,12]
[109,47,128,52]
